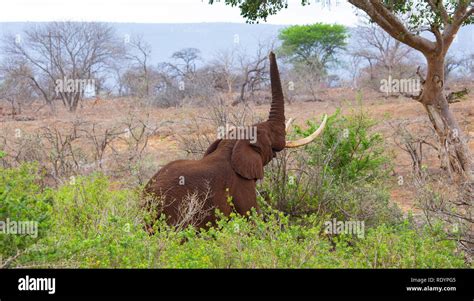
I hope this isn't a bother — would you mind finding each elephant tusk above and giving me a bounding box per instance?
[285,117,295,132]
[285,114,328,148]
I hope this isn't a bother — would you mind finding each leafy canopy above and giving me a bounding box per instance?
[380,0,474,30]
[278,23,348,72]
[208,0,473,28]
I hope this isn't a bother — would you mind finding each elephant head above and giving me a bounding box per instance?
[144,52,327,228]
[225,52,327,180]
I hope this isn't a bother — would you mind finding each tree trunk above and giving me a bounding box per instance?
[232,81,247,106]
[421,53,473,181]
[71,93,80,112]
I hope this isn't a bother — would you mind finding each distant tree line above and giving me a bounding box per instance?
[1,21,473,114]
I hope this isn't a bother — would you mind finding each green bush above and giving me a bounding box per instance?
[262,108,400,227]
[347,221,466,268]
[298,108,390,183]
[3,174,463,268]
[21,174,155,268]
[0,164,52,264]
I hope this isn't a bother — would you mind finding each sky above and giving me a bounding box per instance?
[0,0,359,25]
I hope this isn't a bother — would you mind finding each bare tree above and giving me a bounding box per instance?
[2,22,123,112]
[444,52,468,81]
[351,22,416,90]
[209,48,238,95]
[234,40,274,105]
[346,54,363,89]
[353,22,414,75]
[462,52,474,76]
[0,61,35,117]
[125,35,153,97]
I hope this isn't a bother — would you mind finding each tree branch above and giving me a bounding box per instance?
[430,24,444,53]
[442,2,474,52]
[425,0,450,26]
[0,250,23,269]
[349,0,436,54]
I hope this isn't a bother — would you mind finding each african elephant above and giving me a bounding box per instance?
[143,52,327,228]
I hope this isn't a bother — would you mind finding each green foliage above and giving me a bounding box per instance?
[349,221,466,268]
[278,23,348,73]
[379,0,474,30]
[208,0,291,23]
[9,174,466,268]
[263,107,398,226]
[209,1,473,29]
[0,164,52,262]
[298,108,391,183]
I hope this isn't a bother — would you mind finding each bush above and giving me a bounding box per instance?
[0,164,52,266]
[262,108,400,227]
[1,173,463,268]
[348,221,466,268]
[414,178,473,259]
[301,108,390,182]
[20,174,155,268]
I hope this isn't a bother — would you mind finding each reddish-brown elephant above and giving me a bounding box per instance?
[143,52,327,228]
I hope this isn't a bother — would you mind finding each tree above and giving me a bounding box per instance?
[234,40,273,105]
[125,35,153,98]
[460,52,474,78]
[352,22,414,79]
[209,0,474,180]
[2,22,122,112]
[346,54,363,89]
[0,61,35,116]
[165,48,202,78]
[444,52,467,81]
[278,23,348,75]
[209,48,238,95]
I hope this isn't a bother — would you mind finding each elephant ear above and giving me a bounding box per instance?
[231,140,264,180]
[203,139,222,157]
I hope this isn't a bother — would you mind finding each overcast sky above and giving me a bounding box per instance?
[0,0,359,25]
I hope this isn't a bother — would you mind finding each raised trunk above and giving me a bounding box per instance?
[421,53,473,181]
[268,52,285,124]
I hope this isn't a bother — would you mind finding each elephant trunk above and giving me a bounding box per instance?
[268,52,285,125]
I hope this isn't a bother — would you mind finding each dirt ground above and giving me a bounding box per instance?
[1,86,473,213]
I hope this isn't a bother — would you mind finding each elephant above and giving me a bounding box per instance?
[143,52,327,229]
